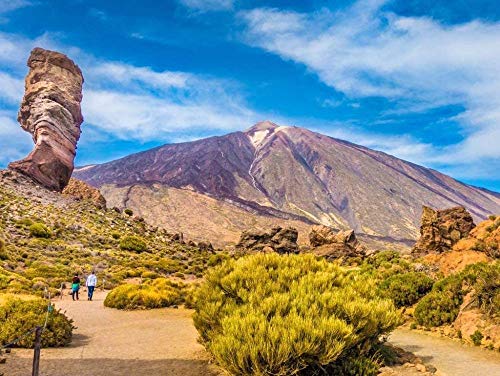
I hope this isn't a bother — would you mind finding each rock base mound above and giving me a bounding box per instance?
[236,226,299,254]
[412,206,475,255]
[309,225,366,259]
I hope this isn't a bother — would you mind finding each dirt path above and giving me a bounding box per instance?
[389,329,500,376]
[1,291,221,376]
[4,292,500,376]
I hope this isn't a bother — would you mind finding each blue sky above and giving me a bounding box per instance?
[0,0,499,191]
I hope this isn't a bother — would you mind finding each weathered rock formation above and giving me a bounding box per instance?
[236,226,299,254]
[9,47,84,192]
[309,225,366,259]
[62,178,106,209]
[412,206,475,255]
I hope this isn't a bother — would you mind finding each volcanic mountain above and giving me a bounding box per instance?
[74,121,500,248]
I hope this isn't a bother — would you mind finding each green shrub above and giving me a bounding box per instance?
[488,215,497,221]
[194,253,400,376]
[414,275,464,327]
[111,232,121,240]
[141,271,158,279]
[119,235,147,252]
[0,294,73,347]
[29,223,52,238]
[463,262,500,316]
[104,278,184,309]
[0,238,7,260]
[379,272,434,308]
[124,208,134,216]
[470,330,484,346]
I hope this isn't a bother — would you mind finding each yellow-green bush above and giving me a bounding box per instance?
[0,294,73,348]
[379,272,434,308]
[104,278,184,309]
[0,267,32,294]
[29,222,52,238]
[415,262,500,327]
[119,235,147,252]
[0,238,7,260]
[194,253,400,375]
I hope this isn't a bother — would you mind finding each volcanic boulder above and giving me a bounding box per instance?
[9,48,84,191]
[412,206,475,255]
[309,225,366,259]
[236,226,299,254]
[62,178,106,209]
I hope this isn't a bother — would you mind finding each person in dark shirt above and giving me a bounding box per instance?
[71,273,81,301]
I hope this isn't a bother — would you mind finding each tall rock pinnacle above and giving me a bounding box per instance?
[9,47,84,191]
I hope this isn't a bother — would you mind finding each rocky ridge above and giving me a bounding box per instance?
[309,225,367,259]
[413,206,476,255]
[236,226,299,254]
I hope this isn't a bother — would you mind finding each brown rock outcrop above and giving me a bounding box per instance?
[62,178,106,208]
[412,206,475,255]
[309,225,366,259]
[9,47,84,191]
[236,226,299,254]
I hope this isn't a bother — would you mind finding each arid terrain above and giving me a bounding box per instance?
[74,122,500,248]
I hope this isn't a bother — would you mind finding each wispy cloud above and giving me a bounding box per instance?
[178,0,234,12]
[0,0,32,14]
[0,30,260,164]
[241,0,500,168]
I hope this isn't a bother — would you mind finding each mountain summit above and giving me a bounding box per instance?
[74,122,500,247]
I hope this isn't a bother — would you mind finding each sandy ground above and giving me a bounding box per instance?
[3,291,500,376]
[0,291,222,376]
[390,328,500,376]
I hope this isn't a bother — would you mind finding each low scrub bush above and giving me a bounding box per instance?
[119,235,147,252]
[463,262,500,316]
[0,238,7,260]
[470,330,484,346]
[379,272,434,308]
[194,253,400,375]
[414,275,464,327]
[0,294,73,347]
[29,223,52,238]
[104,278,184,309]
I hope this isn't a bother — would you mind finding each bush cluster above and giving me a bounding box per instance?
[29,223,52,238]
[119,235,147,252]
[104,278,184,309]
[0,294,73,348]
[379,272,434,308]
[414,274,464,327]
[194,253,400,375]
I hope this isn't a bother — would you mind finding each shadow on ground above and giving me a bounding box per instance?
[0,357,221,376]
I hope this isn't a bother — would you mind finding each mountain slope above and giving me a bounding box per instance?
[74,121,500,247]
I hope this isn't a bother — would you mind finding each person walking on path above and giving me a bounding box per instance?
[71,273,81,301]
[86,271,97,301]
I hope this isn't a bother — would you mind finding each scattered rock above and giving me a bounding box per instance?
[62,178,106,208]
[236,226,299,254]
[8,47,84,192]
[413,206,475,255]
[197,241,214,252]
[309,225,366,259]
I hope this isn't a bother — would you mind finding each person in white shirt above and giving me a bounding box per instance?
[86,271,97,301]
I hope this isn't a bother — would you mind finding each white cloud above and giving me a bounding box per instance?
[0,30,261,163]
[241,0,500,165]
[0,0,32,14]
[0,112,32,165]
[0,71,23,103]
[82,89,255,140]
[178,0,234,12]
